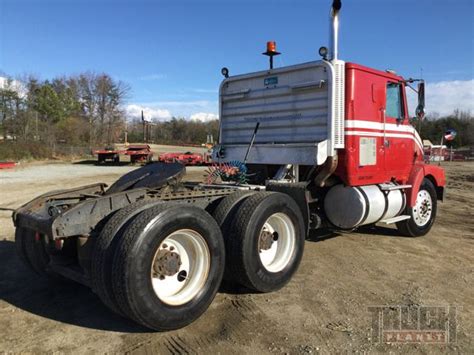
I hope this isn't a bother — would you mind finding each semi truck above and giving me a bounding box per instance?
[12,0,445,331]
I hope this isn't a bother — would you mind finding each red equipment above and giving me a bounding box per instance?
[0,161,16,169]
[123,144,153,164]
[94,144,153,164]
[94,147,120,164]
[159,151,206,166]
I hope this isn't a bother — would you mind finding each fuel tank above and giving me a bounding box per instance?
[324,183,405,229]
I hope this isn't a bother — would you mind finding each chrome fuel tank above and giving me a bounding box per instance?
[324,183,405,229]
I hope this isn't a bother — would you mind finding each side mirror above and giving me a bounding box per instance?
[415,82,425,120]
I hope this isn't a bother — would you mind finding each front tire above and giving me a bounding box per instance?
[111,204,225,331]
[227,192,305,293]
[397,178,437,237]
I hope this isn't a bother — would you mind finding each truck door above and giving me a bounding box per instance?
[383,81,413,180]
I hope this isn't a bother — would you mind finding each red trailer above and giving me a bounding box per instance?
[159,151,205,165]
[0,161,16,169]
[94,144,153,164]
[94,147,120,164]
[123,144,153,164]
[158,152,182,163]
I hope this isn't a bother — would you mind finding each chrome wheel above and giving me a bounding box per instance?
[413,190,433,227]
[258,212,296,273]
[151,229,210,306]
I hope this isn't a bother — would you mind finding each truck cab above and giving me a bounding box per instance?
[214,1,445,234]
[337,63,424,187]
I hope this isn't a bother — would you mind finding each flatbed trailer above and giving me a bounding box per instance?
[94,144,153,164]
[159,151,207,166]
[94,148,120,164]
[12,0,445,331]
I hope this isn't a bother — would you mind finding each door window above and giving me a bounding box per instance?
[386,82,402,119]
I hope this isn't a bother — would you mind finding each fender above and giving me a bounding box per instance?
[407,162,446,207]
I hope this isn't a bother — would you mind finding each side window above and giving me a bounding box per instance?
[386,82,402,119]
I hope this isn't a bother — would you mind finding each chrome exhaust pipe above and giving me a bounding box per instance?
[329,0,342,61]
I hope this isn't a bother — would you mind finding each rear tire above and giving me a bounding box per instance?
[15,227,51,276]
[397,178,437,237]
[227,192,305,293]
[90,200,164,316]
[212,190,255,280]
[111,205,225,330]
[212,190,255,236]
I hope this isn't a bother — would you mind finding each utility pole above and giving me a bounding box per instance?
[142,110,147,143]
[35,111,38,141]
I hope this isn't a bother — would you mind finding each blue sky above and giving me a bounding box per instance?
[1,0,473,120]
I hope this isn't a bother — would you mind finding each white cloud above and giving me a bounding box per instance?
[126,104,172,122]
[407,79,474,117]
[0,76,27,98]
[190,112,219,122]
[126,103,219,122]
[128,99,218,120]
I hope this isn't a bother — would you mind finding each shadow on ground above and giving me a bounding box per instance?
[0,239,147,332]
[0,239,258,332]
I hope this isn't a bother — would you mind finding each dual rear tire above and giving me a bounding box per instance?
[91,191,305,330]
[91,203,225,331]
[213,192,306,293]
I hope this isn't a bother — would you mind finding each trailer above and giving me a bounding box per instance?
[123,144,153,164]
[94,146,120,164]
[0,161,16,169]
[159,151,206,166]
[12,0,445,331]
[94,144,153,164]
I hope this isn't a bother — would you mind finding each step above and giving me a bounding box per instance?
[379,184,412,191]
[379,215,411,224]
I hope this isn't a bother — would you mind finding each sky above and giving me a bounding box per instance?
[1,0,473,121]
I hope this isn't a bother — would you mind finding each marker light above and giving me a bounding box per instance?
[264,41,280,55]
[221,67,229,78]
[319,46,328,59]
[267,41,276,53]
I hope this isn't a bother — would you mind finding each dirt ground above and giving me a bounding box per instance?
[0,161,472,354]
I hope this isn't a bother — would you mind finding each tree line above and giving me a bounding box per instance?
[0,73,129,149]
[0,73,219,158]
[126,118,218,146]
[413,110,474,148]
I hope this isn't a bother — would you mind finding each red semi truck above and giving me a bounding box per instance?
[12,0,444,331]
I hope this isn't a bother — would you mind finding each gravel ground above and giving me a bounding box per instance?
[0,161,473,354]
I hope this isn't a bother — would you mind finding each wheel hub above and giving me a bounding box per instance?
[153,248,181,278]
[150,229,211,306]
[413,190,433,227]
[259,229,275,251]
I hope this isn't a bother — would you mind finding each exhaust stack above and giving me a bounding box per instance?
[329,0,342,61]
